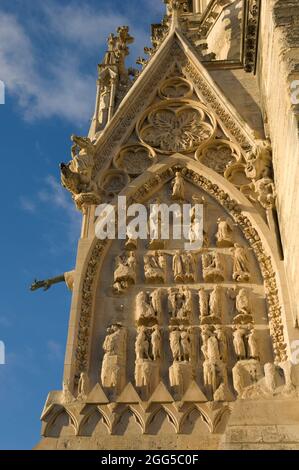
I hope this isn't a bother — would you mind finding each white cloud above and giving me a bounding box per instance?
[0,2,156,126]
[42,2,127,49]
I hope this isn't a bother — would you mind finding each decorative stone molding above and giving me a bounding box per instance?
[243,0,261,73]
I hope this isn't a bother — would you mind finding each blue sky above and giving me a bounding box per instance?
[0,0,164,450]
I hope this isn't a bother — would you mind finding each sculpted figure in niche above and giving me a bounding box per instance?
[113,251,136,293]
[151,325,162,361]
[169,327,192,362]
[168,288,177,318]
[136,291,155,322]
[233,326,247,360]
[202,251,225,282]
[172,171,185,200]
[247,326,259,360]
[77,372,90,399]
[216,217,234,247]
[214,325,228,363]
[169,327,181,362]
[231,244,250,282]
[144,251,166,283]
[101,324,126,388]
[149,198,165,249]
[233,324,259,361]
[168,287,192,321]
[180,326,192,362]
[198,287,209,318]
[135,326,150,360]
[209,285,222,319]
[135,326,161,361]
[173,251,184,282]
[150,288,163,318]
[98,84,111,129]
[173,251,195,282]
[233,288,253,323]
[190,196,210,248]
[182,252,196,281]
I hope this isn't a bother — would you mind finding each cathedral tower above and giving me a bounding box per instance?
[36,1,299,450]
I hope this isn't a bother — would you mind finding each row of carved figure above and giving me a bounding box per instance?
[136,285,254,326]
[125,212,236,251]
[113,245,251,293]
[98,322,260,401]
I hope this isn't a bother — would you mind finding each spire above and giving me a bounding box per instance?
[88,26,135,139]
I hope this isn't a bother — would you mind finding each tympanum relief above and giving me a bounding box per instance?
[90,170,279,410]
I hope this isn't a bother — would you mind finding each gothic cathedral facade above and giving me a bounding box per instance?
[36,1,299,450]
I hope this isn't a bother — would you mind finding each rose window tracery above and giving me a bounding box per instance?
[137,101,216,154]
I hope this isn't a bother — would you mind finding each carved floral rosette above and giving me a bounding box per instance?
[136,100,217,154]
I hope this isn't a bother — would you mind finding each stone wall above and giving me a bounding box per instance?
[258,0,299,326]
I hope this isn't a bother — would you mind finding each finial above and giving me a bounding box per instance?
[164,0,189,29]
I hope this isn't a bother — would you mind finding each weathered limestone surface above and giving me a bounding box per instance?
[258,0,299,325]
[35,1,299,450]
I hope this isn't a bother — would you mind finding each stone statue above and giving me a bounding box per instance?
[214,325,228,363]
[150,288,163,318]
[231,244,250,282]
[236,288,251,315]
[251,177,276,210]
[216,217,234,247]
[169,327,182,362]
[151,325,162,361]
[113,252,136,293]
[203,360,217,393]
[180,327,192,362]
[198,288,209,318]
[135,326,150,360]
[209,285,222,319]
[172,171,185,200]
[173,251,195,282]
[247,327,259,360]
[144,251,166,283]
[233,326,247,360]
[149,198,165,249]
[77,372,90,399]
[60,135,97,196]
[173,250,184,282]
[168,288,177,318]
[101,324,126,389]
[98,84,111,129]
[182,252,196,281]
[136,291,155,321]
[202,251,225,282]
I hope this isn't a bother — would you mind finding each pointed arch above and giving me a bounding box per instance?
[145,405,179,435]
[44,406,78,438]
[77,406,110,437]
[69,153,289,383]
[112,405,145,435]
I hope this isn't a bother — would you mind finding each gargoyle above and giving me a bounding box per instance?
[60,134,98,197]
[30,270,75,292]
